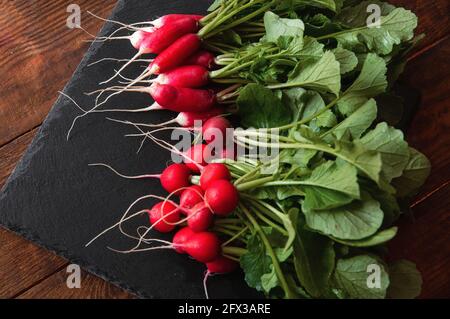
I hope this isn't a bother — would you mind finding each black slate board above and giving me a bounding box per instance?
[0,0,260,299]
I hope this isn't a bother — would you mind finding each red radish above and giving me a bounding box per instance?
[183,231,221,263]
[205,180,239,216]
[148,33,202,75]
[152,14,203,28]
[129,29,156,49]
[140,18,199,55]
[160,164,192,195]
[173,227,195,253]
[203,255,239,299]
[148,201,180,233]
[149,83,216,112]
[202,116,233,144]
[200,164,231,190]
[180,185,204,211]
[187,203,214,232]
[173,108,225,127]
[88,163,190,195]
[184,144,212,173]
[152,65,209,88]
[128,231,219,262]
[106,107,226,128]
[185,50,216,70]
[87,11,202,32]
[100,18,199,84]
[91,83,216,114]
[119,32,202,88]
[206,255,239,274]
[83,13,200,55]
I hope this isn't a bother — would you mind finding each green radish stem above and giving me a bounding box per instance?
[239,203,294,299]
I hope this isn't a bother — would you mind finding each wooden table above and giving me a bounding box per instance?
[0,0,449,299]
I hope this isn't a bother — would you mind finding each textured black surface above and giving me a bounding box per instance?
[0,0,260,299]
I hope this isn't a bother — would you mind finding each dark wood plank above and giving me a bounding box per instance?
[388,38,450,298]
[402,37,450,196]
[0,0,116,146]
[0,128,38,189]
[390,185,450,298]
[0,227,67,298]
[17,268,134,299]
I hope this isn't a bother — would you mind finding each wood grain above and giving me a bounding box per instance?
[0,227,67,298]
[387,37,450,298]
[17,268,134,299]
[402,37,450,196]
[0,128,38,189]
[0,0,116,146]
[389,185,450,298]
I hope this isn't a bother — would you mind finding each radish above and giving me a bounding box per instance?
[148,201,180,233]
[205,180,239,216]
[149,33,202,75]
[150,83,216,112]
[167,108,225,128]
[90,82,216,114]
[187,203,214,232]
[184,144,212,173]
[203,255,239,298]
[152,14,203,28]
[120,33,202,87]
[185,50,216,70]
[165,230,221,262]
[104,107,225,129]
[91,83,216,113]
[202,116,233,144]
[151,65,210,88]
[87,65,210,110]
[87,11,201,30]
[200,164,231,190]
[173,226,195,253]
[183,231,221,263]
[159,163,192,195]
[88,163,190,195]
[206,255,239,274]
[129,29,156,49]
[100,18,199,84]
[180,185,205,211]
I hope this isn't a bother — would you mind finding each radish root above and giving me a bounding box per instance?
[88,163,161,179]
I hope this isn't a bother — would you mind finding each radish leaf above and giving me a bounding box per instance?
[333,255,389,298]
[237,84,292,128]
[293,215,335,297]
[387,260,422,299]
[303,194,383,240]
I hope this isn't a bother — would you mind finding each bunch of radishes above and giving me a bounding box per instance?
[88,161,242,279]
[88,13,228,120]
[148,162,239,260]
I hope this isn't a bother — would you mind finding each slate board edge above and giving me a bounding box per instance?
[0,0,150,299]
